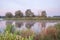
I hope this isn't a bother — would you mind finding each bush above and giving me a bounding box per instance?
[20,30,35,38]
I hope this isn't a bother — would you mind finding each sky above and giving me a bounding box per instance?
[0,0,60,16]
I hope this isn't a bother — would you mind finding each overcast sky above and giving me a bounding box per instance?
[0,0,60,16]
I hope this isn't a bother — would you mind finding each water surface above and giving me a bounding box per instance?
[0,20,60,34]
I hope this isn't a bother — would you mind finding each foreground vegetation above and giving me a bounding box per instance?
[0,23,60,40]
[0,25,35,40]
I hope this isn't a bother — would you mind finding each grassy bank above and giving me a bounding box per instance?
[3,17,60,20]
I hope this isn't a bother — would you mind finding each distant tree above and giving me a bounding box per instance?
[5,12,13,18]
[15,10,23,18]
[41,11,47,17]
[0,16,1,18]
[25,9,34,17]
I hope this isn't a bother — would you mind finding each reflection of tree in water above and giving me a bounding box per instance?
[6,20,15,33]
[6,20,13,25]
[40,21,46,30]
[15,21,23,28]
[41,21,46,27]
[26,22,35,29]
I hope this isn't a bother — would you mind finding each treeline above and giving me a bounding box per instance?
[5,9,47,18]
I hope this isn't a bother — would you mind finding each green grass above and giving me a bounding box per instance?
[0,24,34,40]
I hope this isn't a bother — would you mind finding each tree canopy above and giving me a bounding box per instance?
[5,12,13,18]
[25,9,34,17]
[15,10,23,18]
[41,11,47,17]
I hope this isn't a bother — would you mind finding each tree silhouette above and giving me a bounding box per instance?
[25,9,34,17]
[41,11,47,17]
[15,10,23,18]
[5,12,13,18]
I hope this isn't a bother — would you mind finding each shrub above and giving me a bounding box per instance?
[20,29,35,38]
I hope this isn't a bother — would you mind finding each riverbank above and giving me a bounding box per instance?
[3,17,60,20]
